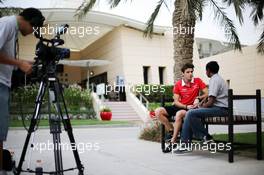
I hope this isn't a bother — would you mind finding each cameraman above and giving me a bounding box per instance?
[0,8,45,173]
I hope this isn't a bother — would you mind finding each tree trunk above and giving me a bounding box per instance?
[172,0,196,82]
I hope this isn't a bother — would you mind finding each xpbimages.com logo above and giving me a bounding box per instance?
[33,24,101,38]
[171,141,232,153]
[32,140,100,154]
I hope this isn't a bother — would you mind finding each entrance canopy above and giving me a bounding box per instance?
[59,59,110,67]
[59,59,110,89]
[39,8,169,51]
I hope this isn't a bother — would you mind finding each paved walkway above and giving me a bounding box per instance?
[4,125,264,175]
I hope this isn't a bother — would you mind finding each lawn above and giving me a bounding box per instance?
[213,132,264,157]
[10,119,131,127]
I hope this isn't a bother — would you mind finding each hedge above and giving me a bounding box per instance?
[10,84,96,119]
[134,84,174,103]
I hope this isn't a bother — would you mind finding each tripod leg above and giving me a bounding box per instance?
[53,81,84,175]
[49,118,64,175]
[48,84,64,175]
[0,141,3,170]
[15,81,47,175]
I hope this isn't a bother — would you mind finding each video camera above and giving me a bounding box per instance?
[31,24,70,80]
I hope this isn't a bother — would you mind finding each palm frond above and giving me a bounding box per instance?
[108,0,122,8]
[75,0,98,19]
[248,0,264,26]
[108,0,132,9]
[163,0,170,12]
[196,0,207,20]
[223,0,246,24]
[0,7,23,18]
[209,0,242,51]
[143,0,165,37]
[247,0,264,54]
[189,0,206,21]
[257,28,264,54]
[181,0,190,20]
[181,0,206,21]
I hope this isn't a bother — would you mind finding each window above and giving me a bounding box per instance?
[143,66,150,84]
[226,79,230,88]
[199,44,203,59]
[209,42,212,56]
[198,44,202,53]
[65,73,68,77]
[159,67,165,84]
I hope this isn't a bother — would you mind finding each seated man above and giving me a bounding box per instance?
[179,61,229,152]
[155,63,208,144]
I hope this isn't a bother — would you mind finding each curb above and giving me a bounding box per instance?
[9,123,141,130]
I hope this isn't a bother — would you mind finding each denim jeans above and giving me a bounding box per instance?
[0,83,10,141]
[181,107,228,142]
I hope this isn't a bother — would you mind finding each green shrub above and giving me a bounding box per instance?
[139,121,161,142]
[134,84,174,103]
[100,107,111,112]
[10,84,95,119]
[148,102,173,111]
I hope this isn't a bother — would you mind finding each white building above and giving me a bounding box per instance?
[17,9,263,96]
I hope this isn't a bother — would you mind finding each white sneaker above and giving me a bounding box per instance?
[172,142,193,154]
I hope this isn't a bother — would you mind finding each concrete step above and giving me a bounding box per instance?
[102,101,141,121]
[111,111,138,115]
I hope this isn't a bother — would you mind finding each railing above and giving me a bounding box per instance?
[138,92,149,109]
[126,91,149,122]
[91,92,103,119]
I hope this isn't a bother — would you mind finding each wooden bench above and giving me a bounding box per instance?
[160,89,262,162]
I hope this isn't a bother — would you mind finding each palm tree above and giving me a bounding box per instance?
[247,0,264,54]
[76,0,246,81]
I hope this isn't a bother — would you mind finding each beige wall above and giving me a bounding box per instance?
[80,26,174,86]
[18,34,37,61]
[193,45,264,95]
[120,27,174,85]
[80,26,124,85]
[59,51,82,84]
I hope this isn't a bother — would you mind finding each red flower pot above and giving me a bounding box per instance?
[100,112,112,121]
[149,111,156,118]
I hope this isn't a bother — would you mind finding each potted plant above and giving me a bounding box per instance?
[148,107,156,119]
[100,107,112,121]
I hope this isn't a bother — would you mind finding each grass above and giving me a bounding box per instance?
[213,132,264,144]
[10,119,131,127]
[213,132,264,157]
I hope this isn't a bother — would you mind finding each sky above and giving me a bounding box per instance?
[1,0,263,45]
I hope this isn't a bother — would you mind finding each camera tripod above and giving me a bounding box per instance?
[15,73,84,175]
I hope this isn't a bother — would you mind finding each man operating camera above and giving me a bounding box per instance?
[0,8,45,173]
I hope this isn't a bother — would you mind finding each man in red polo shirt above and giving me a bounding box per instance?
[155,63,208,144]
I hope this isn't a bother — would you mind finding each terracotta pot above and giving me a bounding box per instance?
[100,112,112,121]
